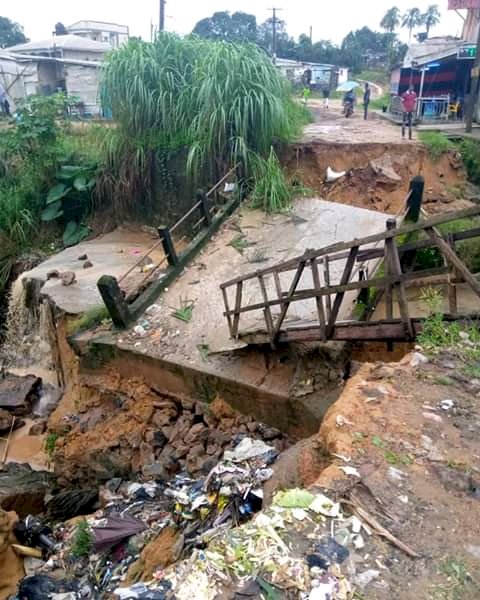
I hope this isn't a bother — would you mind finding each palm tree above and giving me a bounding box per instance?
[402,8,422,41]
[380,7,401,33]
[422,5,441,37]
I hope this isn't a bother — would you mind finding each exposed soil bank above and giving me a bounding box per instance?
[282,142,471,215]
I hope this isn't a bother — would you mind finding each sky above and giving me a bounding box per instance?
[3,1,466,45]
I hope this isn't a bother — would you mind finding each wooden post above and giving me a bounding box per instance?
[232,282,243,339]
[158,227,178,267]
[326,246,359,338]
[221,287,234,338]
[447,234,458,315]
[323,256,332,320]
[386,218,414,339]
[311,258,327,340]
[197,190,212,227]
[406,176,424,222]
[97,275,132,329]
[258,274,276,348]
[271,258,307,342]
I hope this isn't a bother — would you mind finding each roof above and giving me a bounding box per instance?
[403,36,464,67]
[68,20,128,34]
[7,35,111,54]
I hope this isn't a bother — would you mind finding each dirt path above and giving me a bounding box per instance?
[302,99,414,145]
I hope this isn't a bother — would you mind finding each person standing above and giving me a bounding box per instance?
[401,85,418,140]
[363,83,371,120]
[322,87,330,109]
[0,84,9,117]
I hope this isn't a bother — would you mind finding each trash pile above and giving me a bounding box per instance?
[118,487,382,600]
[10,438,281,599]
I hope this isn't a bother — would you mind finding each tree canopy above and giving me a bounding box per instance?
[423,5,441,36]
[0,16,28,48]
[192,11,408,72]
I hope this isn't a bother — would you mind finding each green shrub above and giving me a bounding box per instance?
[44,433,58,457]
[459,138,480,184]
[418,131,454,161]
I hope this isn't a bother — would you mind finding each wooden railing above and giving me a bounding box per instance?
[220,205,480,347]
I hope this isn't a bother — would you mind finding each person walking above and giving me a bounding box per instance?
[401,85,417,140]
[363,83,371,120]
[322,87,330,109]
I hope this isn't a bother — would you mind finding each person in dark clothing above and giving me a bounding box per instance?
[322,87,330,109]
[363,83,371,120]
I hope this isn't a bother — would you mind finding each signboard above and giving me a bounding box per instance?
[458,44,478,59]
[448,0,480,9]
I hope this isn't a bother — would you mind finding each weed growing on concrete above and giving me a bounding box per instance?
[70,520,93,558]
[171,298,195,323]
[66,306,111,336]
[229,235,250,254]
[250,148,294,213]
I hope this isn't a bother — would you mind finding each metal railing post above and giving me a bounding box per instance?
[197,190,212,227]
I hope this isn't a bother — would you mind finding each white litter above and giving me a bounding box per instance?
[309,494,341,518]
[326,166,346,182]
[223,437,274,462]
[355,569,380,589]
[336,414,353,428]
[439,399,455,411]
[353,534,365,549]
[339,466,361,477]
[410,352,429,367]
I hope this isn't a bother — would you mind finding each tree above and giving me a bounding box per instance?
[54,22,68,36]
[192,11,257,43]
[422,5,441,37]
[402,8,422,41]
[381,7,401,33]
[0,16,28,48]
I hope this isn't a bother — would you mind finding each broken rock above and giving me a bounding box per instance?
[60,271,76,286]
[0,373,41,416]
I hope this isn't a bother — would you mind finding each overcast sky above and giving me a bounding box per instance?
[4,1,465,45]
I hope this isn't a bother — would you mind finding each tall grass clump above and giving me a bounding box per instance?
[459,138,480,185]
[99,34,309,216]
[250,148,294,213]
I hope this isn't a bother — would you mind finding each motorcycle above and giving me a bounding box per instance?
[343,99,354,118]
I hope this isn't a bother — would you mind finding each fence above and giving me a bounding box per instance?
[220,181,480,347]
[97,165,242,328]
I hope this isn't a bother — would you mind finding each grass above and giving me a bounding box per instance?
[250,148,294,213]
[99,34,310,216]
[459,138,480,185]
[44,433,58,457]
[430,558,474,600]
[418,131,454,161]
[229,235,250,254]
[171,298,195,322]
[66,306,111,336]
[370,92,391,111]
[70,520,93,558]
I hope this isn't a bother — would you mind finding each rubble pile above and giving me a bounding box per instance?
[53,390,288,485]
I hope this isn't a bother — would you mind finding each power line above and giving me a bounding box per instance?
[268,7,282,64]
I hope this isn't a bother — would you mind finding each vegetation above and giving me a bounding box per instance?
[70,520,93,558]
[45,433,59,457]
[192,12,407,73]
[99,34,308,216]
[0,16,28,47]
[0,94,99,292]
[459,139,480,185]
[402,8,423,41]
[418,131,454,161]
[250,148,295,213]
[66,306,111,336]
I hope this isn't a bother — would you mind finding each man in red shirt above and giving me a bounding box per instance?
[401,85,417,140]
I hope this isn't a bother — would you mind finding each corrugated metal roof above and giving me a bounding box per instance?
[7,35,111,54]
[403,36,464,67]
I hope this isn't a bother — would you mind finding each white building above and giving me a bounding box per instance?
[67,21,129,48]
[2,36,110,115]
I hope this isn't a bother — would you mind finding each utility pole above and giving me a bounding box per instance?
[269,7,282,64]
[466,23,480,133]
[309,26,313,44]
[159,0,166,33]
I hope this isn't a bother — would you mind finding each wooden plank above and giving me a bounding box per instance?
[386,229,414,339]
[231,282,243,339]
[240,313,480,345]
[311,258,327,340]
[323,256,332,320]
[271,258,307,342]
[258,274,276,347]
[447,234,458,315]
[224,266,450,317]
[326,246,359,338]
[220,206,480,289]
[273,272,284,308]
[221,287,234,337]
[426,227,480,298]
